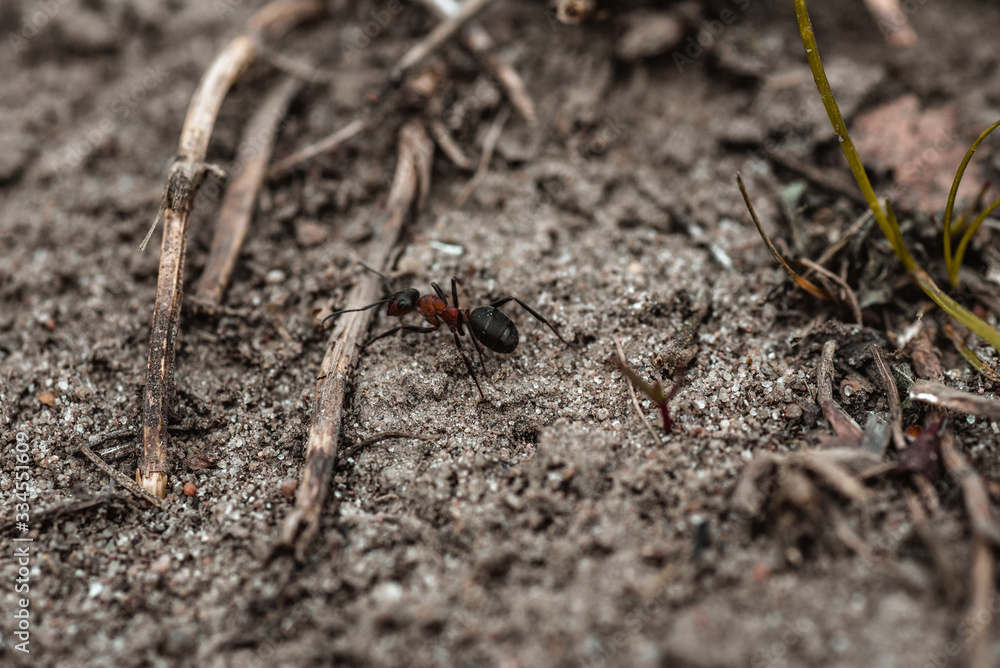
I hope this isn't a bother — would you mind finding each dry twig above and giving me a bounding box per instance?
[78,443,162,508]
[138,0,324,498]
[192,77,302,313]
[389,0,497,85]
[871,345,906,451]
[266,118,368,180]
[455,105,510,207]
[280,121,433,558]
[862,0,918,47]
[417,0,536,123]
[818,340,864,440]
[613,338,660,443]
[430,119,474,170]
[909,380,1000,421]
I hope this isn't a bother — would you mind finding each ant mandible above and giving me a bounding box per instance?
[322,264,572,399]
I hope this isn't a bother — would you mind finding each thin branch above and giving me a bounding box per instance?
[817,340,864,440]
[431,119,474,170]
[416,0,535,123]
[78,443,162,508]
[614,338,660,443]
[909,380,1000,421]
[192,77,302,313]
[455,105,510,207]
[389,0,497,85]
[798,257,863,325]
[138,0,324,498]
[266,118,368,180]
[870,345,906,452]
[279,121,433,559]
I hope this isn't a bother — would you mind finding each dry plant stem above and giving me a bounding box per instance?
[966,537,994,668]
[909,380,1000,420]
[192,77,302,312]
[430,119,473,170]
[455,105,510,207]
[266,118,368,180]
[139,0,324,498]
[614,339,660,443]
[766,149,866,206]
[736,174,830,301]
[817,340,863,439]
[861,0,917,47]
[390,0,497,84]
[0,494,115,534]
[280,122,433,558]
[940,421,1000,546]
[870,345,906,451]
[939,422,1000,668]
[417,0,535,123]
[904,488,961,604]
[79,443,162,508]
[798,258,862,324]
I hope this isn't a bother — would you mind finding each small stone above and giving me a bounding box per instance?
[183,482,198,496]
[280,479,298,500]
[150,555,171,574]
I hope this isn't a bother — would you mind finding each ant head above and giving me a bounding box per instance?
[387,288,420,316]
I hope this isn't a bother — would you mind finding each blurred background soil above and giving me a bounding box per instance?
[2,0,1000,666]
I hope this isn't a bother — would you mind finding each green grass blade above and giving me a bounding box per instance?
[944,120,1000,285]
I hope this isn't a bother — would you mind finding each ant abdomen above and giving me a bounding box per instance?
[469,306,518,354]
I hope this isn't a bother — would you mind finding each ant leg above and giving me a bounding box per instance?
[459,311,490,376]
[450,277,467,335]
[488,296,572,345]
[431,282,448,302]
[362,323,438,348]
[451,329,486,400]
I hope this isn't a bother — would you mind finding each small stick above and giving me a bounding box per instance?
[909,380,1000,421]
[417,0,536,123]
[817,340,864,440]
[340,432,439,462]
[798,258,863,325]
[266,118,368,180]
[614,338,660,443]
[904,489,962,604]
[940,421,1000,546]
[0,494,117,534]
[138,0,324,498]
[192,77,302,313]
[862,0,918,47]
[870,345,906,451]
[455,105,510,207]
[78,443,162,508]
[737,175,831,301]
[389,0,496,85]
[430,119,474,170]
[766,149,868,206]
[280,122,433,558]
[939,421,999,668]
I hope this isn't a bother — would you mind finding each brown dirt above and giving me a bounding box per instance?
[3,1,1000,666]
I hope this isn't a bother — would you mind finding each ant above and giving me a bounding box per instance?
[323,264,572,399]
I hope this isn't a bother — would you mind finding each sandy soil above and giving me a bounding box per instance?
[3,0,1000,666]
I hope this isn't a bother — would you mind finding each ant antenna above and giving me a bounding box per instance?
[321,299,390,328]
[357,261,394,295]
[321,261,396,328]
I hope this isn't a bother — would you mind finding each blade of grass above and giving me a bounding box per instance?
[952,195,1000,283]
[943,120,1000,286]
[794,0,911,268]
[795,0,1000,354]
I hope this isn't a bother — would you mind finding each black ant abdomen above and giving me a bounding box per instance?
[468,306,518,354]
